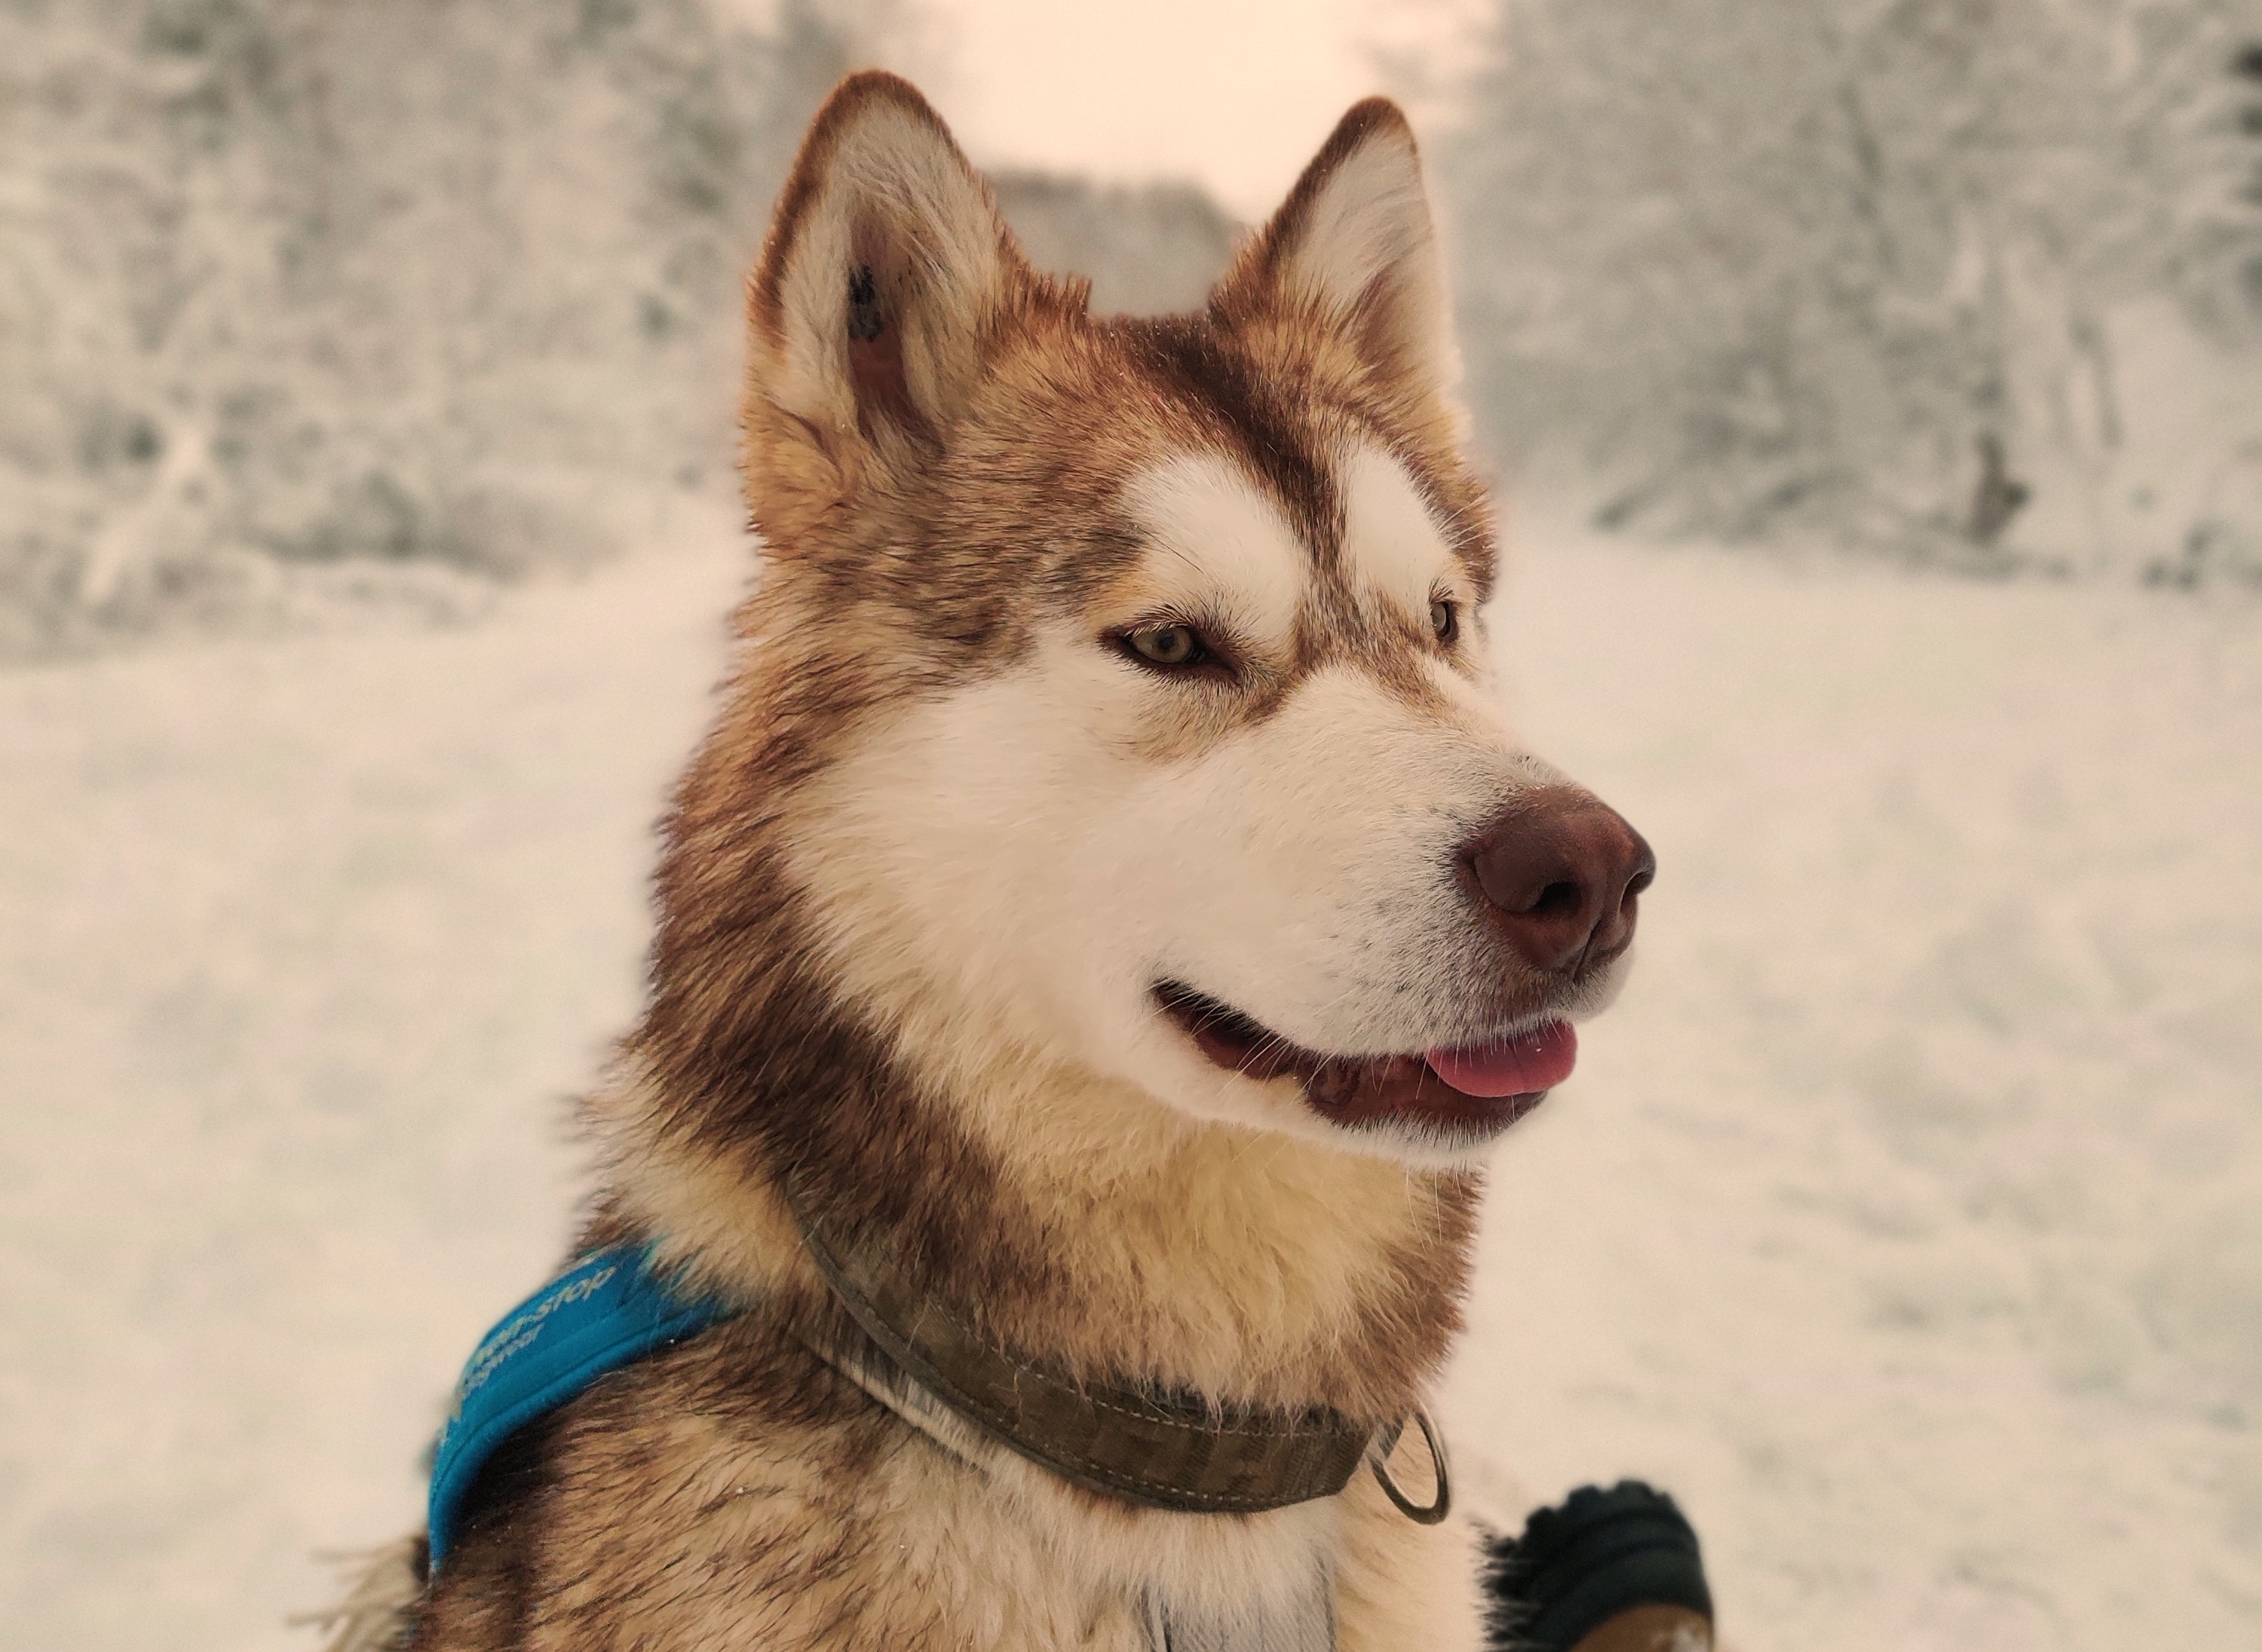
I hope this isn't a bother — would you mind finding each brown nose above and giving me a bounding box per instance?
[1463,788,1656,974]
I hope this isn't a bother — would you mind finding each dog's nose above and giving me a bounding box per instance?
[1463,789,1656,975]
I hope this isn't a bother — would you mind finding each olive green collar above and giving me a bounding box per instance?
[783,1180,1393,1516]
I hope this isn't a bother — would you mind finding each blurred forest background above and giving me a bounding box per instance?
[2,0,2257,660]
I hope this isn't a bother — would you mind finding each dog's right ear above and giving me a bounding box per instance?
[743,72,1020,543]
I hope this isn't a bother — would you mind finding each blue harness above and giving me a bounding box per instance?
[419,1246,1354,1649]
[426,1249,733,1565]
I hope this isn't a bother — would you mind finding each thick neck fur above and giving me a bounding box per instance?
[594,578,1481,1428]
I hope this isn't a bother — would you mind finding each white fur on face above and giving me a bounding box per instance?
[786,456,1610,1162]
[1119,453,1307,651]
[1340,446,1464,626]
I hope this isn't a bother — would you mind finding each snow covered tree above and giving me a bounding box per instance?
[1442,0,2262,578]
[0,0,1253,657]
[0,0,900,656]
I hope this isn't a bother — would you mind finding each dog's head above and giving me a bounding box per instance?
[720,73,1651,1167]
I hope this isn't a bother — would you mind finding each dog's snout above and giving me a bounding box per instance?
[1462,789,1656,974]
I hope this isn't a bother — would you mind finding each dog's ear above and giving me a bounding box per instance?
[1212,98,1458,409]
[744,72,1020,540]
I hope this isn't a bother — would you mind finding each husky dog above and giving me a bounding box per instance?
[360,71,1654,1652]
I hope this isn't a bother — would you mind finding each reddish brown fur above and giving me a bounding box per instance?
[401,72,1503,1650]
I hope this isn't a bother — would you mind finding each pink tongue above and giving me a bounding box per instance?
[1425,1022,1578,1098]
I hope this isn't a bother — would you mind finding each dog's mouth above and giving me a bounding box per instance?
[1151,982,1577,1136]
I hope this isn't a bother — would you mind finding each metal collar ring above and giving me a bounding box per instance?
[1369,1408,1451,1525]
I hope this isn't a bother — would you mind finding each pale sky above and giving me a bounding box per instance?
[885,0,1486,221]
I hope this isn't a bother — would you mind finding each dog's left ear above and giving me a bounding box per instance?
[1212,99,1459,410]
[744,72,1023,541]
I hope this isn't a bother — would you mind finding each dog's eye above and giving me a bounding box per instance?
[1430,597,1459,645]
[1123,623,1208,669]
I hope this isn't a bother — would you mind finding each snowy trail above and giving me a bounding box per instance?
[1450,529,2262,1647]
[0,525,752,1650]
[2,517,2257,1650]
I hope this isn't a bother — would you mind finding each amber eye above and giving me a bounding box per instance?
[1430,597,1459,645]
[1123,623,1207,669]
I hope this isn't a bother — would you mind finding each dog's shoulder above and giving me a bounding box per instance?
[411,1310,893,1648]
[409,1305,1151,1650]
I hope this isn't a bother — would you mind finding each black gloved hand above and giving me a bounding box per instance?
[1483,1480,1715,1651]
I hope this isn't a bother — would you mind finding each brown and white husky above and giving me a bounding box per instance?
[343,70,1654,1652]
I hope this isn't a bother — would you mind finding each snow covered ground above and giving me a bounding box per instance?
[2,504,2257,1651]
[1448,520,2262,1648]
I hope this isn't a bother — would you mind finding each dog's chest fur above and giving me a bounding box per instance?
[410,1304,1487,1652]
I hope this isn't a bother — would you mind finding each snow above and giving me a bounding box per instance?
[0,510,751,1650]
[1442,0,2262,574]
[2,504,2258,1650]
[1445,517,2262,1647]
